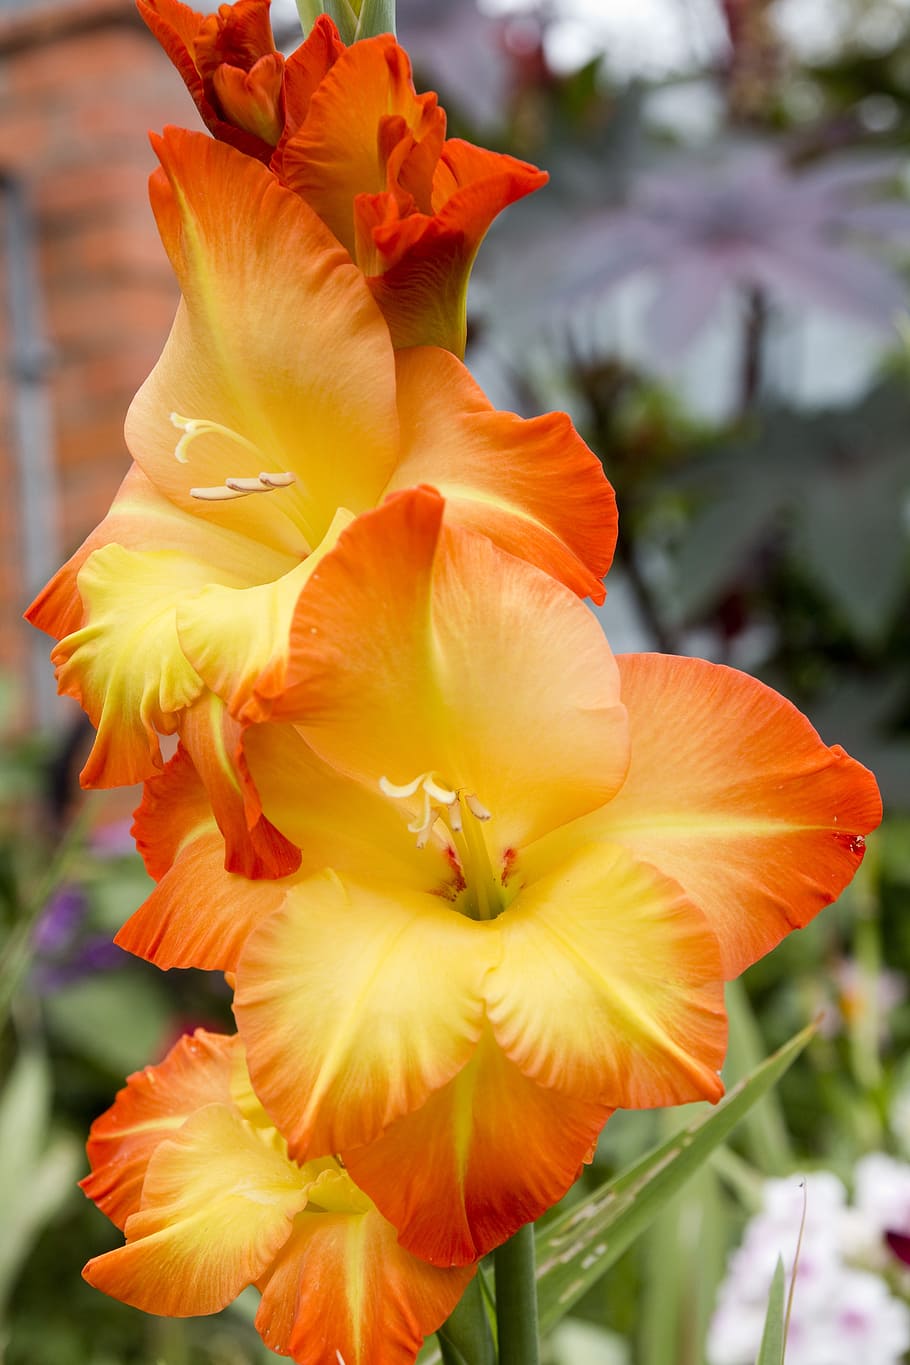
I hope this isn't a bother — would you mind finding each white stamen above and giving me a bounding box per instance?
[171,414,297,503]
[379,770,491,848]
[415,814,440,850]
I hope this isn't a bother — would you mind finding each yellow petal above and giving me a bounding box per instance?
[234,869,492,1157]
[488,842,727,1109]
[52,545,213,787]
[176,509,353,719]
[244,721,451,894]
[83,1103,308,1316]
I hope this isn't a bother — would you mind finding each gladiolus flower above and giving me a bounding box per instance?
[81,1029,474,1365]
[141,0,547,353]
[27,128,614,877]
[113,487,880,1265]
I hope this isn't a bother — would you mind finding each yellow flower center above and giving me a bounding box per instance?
[379,771,504,920]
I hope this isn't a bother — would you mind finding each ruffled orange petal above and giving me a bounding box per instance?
[137,0,274,159]
[255,1206,474,1365]
[276,36,441,259]
[279,15,346,139]
[256,488,628,856]
[132,128,398,549]
[83,1103,308,1317]
[191,0,276,81]
[488,843,727,1111]
[234,871,490,1158]
[117,747,290,971]
[366,140,548,353]
[178,693,300,880]
[81,1030,236,1231]
[590,655,883,978]
[388,347,616,602]
[344,1029,610,1266]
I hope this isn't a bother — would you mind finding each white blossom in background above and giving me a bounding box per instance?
[853,1153,910,1261]
[707,1171,910,1365]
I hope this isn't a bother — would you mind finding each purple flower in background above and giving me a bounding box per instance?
[32,886,87,956]
[31,880,129,991]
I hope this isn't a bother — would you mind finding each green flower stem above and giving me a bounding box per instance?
[437,1275,496,1365]
[295,0,395,41]
[493,1223,540,1365]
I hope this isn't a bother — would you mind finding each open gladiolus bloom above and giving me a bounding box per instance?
[82,1030,473,1364]
[26,1,883,1359]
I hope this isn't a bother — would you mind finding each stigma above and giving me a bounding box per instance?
[169,413,296,502]
[379,772,491,849]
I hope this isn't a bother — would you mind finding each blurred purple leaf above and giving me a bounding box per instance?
[533,145,910,357]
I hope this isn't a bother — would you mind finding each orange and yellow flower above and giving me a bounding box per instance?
[82,1029,473,1364]
[27,127,615,877]
[112,487,880,1265]
[138,0,547,352]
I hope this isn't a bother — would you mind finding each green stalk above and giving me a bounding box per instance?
[494,1224,540,1365]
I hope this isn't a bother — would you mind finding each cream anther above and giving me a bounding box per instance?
[465,793,492,822]
[191,471,297,502]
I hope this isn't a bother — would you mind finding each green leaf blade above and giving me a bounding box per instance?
[535,1022,815,1335]
[755,1258,786,1365]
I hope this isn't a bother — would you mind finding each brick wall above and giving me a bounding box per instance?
[1,0,188,727]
